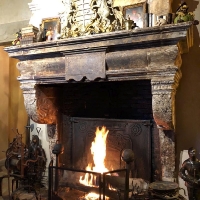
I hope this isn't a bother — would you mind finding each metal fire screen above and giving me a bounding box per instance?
[62,117,152,181]
[48,160,129,200]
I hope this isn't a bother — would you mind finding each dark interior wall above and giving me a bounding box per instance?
[56,80,153,120]
[172,0,200,171]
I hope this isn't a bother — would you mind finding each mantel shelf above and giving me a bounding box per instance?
[5,22,193,60]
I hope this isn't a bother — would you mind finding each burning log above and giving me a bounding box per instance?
[58,171,120,198]
[105,176,149,191]
[60,170,148,190]
[58,171,149,199]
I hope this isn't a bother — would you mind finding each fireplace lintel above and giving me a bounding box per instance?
[4,22,193,130]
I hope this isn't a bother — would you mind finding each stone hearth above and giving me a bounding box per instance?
[4,21,193,181]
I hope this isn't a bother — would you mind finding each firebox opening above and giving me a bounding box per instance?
[57,79,153,120]
[39,79,160,199]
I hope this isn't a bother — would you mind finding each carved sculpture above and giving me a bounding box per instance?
[7,133,46,182]
[174,2,194,24]
[12,30,22,46]
[20,83,58,124]
[0,131,46,198]
[61,0,124,38]
[179,147,200,200]
[154,17,167,26]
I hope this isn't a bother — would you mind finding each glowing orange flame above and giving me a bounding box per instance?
[79,126,109,198]
[91,126,109,173]
[84,192,110,200]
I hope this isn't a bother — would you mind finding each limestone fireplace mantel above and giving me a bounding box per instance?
[4,21,194,181]
[5,22,193,130]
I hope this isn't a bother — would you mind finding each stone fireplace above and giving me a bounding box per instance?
[4,21,193,185]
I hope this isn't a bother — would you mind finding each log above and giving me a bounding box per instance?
[59,171,148,191]
[105,176,149,191]
[58,171,149,198]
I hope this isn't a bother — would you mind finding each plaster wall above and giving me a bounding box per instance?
[0,0,31,24]
[0,0,31,44]
[0,47,9,160]
[0,47,28,159]
[8,57,28,143]
[171,0,200,175]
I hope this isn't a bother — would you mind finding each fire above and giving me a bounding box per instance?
[84,192,109,200]
[91,126,109,173]
[79,126,109,197]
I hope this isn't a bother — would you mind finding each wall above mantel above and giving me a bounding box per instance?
[0,0,31,44]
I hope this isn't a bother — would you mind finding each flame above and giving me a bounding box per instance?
[84,192,109,200]
[79,126,109,198]
[79,163,96,186]
[91,126,109,173]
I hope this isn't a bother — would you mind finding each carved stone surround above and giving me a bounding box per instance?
[5,22,193,181]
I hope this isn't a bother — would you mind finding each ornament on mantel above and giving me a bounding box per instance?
[60,0,125,38]
[12,30,22,46]
[174,1,194,24]
[154,16,167,27]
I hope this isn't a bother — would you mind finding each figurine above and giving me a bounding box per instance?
[154,16,167,26]
[27,135,46,163]
[174,2,194,24]
[37,24,48,42]
[36,24,43,42]
[63,0,124,37]
[46,26,54,41]
[179,147,200,200]
[12,30,22,46]
[124,15,135,30]
[112,6,125,30]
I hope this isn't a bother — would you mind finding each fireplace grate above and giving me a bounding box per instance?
[48,160,129,200]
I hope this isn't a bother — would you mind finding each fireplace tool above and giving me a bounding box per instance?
[121,149,135,175]
[52,140,64,194]
[121,149,135,200]
[121,149,149,200]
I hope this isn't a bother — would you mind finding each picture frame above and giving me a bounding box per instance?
[123,2,147,28]
[41,17,61,41]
